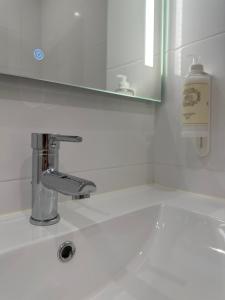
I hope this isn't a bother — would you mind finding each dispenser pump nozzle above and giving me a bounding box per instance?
[117,75,130,89]
[188,55,204,73]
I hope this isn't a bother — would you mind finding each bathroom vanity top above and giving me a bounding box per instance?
[1,184,225,255]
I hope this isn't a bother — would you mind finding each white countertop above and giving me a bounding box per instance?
[1,184,225,255]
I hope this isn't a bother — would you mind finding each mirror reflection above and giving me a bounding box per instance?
[0,0,164,101]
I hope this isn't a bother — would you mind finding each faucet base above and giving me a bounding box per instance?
[30,214,60,226]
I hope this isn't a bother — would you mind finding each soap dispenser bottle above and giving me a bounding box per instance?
[116,75,135,96]
[182,56,211,156]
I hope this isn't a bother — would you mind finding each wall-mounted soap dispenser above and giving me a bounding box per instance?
[182,56,211,157]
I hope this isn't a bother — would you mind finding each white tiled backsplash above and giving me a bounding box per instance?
[154,0,225,198]
[0,76,154,215]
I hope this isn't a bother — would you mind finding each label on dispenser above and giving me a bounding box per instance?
[182,83,209,125]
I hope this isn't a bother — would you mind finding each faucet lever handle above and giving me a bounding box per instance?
[32,133,82,150]
[51,135,82,144]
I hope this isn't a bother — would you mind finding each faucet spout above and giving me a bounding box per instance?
[30,133,97,226]
[41,170,96,197]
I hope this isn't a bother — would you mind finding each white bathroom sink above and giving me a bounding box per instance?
[0,200,225,300]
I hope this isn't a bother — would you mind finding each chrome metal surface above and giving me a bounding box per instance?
[58,241,76,263]
[30,133,96,226]
[41,170,96,196]
[30,214,60,226]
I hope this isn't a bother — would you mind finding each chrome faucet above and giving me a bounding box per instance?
[30,133,96,226]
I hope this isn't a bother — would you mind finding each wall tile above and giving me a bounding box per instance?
[155,163,225,199]
[167,0,225,50]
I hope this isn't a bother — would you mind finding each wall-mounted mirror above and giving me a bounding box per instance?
[0,0,165,102]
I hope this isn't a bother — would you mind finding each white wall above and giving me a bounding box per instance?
[154,0,225,198]
[0,75,154,215]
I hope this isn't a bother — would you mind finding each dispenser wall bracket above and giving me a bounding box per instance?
[195,136,210,157]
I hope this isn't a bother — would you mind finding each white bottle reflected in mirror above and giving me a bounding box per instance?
[115,75,135,96]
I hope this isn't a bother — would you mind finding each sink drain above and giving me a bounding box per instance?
[58,241,76,263]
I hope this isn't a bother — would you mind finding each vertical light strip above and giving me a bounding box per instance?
[145,0,155,67]
[175,0,183,76]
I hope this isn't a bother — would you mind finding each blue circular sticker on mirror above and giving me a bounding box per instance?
[33,48,45,61]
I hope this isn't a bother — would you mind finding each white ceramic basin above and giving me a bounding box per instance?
[0,202,225,300]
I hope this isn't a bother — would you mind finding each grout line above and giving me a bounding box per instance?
[72,162,154,173]
[107,53,161,71]
[164,30,225,53]
[107,59,143,71]
[0,163,154,184]
[153,161,225,174]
